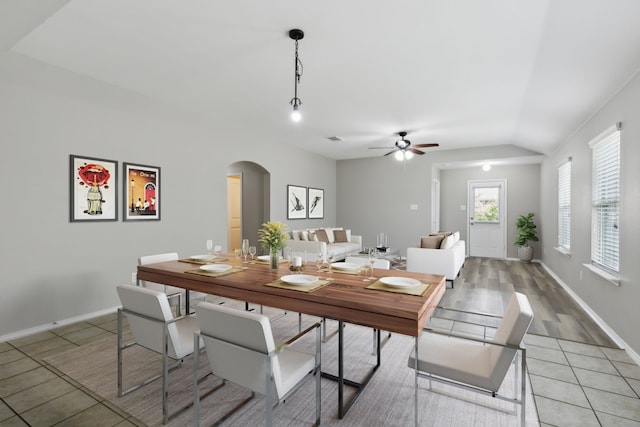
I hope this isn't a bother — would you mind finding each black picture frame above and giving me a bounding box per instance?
[70,154,118,222]
[123,162,161,221]
[287,185,307,219]
[308,187,324,219]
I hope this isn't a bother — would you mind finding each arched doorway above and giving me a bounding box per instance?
[226,161,270,253]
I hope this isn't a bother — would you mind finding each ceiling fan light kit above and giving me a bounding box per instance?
[288,29,304,122]
[369,131,439,160]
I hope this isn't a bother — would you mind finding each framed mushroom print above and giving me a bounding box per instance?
[70,155,118,222]
[308,187,324,219]
[124,162,161,221]
[287,185,307,219]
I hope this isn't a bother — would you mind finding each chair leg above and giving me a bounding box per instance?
[414,336,419,427]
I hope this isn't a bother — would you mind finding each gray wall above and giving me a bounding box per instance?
[0,53,336,337]
[440,164,541,259]
[336,146,542,256]
[540,69,640,355]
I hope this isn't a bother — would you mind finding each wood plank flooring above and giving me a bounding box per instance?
[442,257,619,348]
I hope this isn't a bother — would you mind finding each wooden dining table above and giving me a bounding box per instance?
[137,256,446,419]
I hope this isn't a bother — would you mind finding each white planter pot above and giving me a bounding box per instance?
[517,246,534,263]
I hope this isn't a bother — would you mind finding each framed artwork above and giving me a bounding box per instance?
[70,155,118,222]
[124,163,161,221]
[308,187,324,219]
[287,185,307,219]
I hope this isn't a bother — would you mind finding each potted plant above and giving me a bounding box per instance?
[258,221,289,270]
[514,212,539,263]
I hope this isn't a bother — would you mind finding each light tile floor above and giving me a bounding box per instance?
[525,334,640,426]
[2,311,640,426]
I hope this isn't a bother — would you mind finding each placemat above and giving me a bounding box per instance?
[366,279,431,296]
[264,278,333,293]
[319,267,366,275]
[185,267,243,278]
[179,257,229,265]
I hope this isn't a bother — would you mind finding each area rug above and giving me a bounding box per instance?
[45,305,539,426]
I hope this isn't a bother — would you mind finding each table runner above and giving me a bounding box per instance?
[366,279,431,296]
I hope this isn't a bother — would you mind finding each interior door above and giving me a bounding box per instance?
[468,180,506,258]
[227,175,241,252]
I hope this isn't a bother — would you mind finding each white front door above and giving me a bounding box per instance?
[467,180,506,258]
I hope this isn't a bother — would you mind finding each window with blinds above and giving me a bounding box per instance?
[558,160,571,251]
[589,125,620,275]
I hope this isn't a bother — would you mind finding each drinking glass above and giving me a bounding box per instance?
[316,251,323,272]
[368,248,376,280]
[206,239,213,255]
[214,245,222,258]
[327,255,334,275]
[241,239,249,263]
[248,246,256,263]
[234,248,242,266]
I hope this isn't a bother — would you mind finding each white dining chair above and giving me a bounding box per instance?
[116,284,204,424]
[193,302,321,426]
[408,292,534,426]
[138,252,207,315]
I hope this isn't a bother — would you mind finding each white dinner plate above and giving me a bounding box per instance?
[199,264,232,273]
[257,255,282,262]
[379,277,421,288]
[330,262,361,271]
[190,254,214,261]
[280,274,319,286]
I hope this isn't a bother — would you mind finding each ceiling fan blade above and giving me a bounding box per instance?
[412,143,439,148]
[368,147,394,149]
[409,148,425,155]
[384,149,399,156]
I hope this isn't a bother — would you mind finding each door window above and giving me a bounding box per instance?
[473,187,500,223]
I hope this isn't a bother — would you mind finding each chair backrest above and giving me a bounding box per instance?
[344,256,391,270]
[138,253,179,292]
[116,284,184,359]
[486,292,534,390]
[195,302,286,397]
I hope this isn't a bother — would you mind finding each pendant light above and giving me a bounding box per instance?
[289,29,304,122]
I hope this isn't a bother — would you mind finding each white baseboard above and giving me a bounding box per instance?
[0,307,119,343]
[539,261,640,365]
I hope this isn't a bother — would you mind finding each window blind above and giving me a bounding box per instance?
[590,126,620,274]
[558,160,571,250]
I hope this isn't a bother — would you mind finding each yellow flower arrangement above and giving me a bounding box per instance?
[258,221,289,254]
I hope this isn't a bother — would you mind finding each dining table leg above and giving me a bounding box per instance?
[321,321,381,418]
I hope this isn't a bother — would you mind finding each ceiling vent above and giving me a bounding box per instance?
[326,136,343,142]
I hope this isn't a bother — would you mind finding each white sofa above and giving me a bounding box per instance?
[406,232,466,288]
[286,227,362,262]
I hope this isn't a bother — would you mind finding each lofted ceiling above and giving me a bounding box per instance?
[3,0,640,160]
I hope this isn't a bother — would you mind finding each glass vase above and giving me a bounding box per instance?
[270,250,279,270]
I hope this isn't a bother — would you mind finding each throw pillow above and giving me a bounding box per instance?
[420,235,444,249]
[300,230,309,241]
[334,229,348,242]
[315,229,330,243]
[440,235,455,249]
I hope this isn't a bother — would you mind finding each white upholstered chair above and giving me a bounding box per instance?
[408,292,534,426]
[138,252,207,315]
[193,302,321,426]
[116,284,203,424]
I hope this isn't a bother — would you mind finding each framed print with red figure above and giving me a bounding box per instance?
[70,155,118,222]
[124,163,161,221]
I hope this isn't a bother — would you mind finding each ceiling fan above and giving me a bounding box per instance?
[369,131,439,160]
